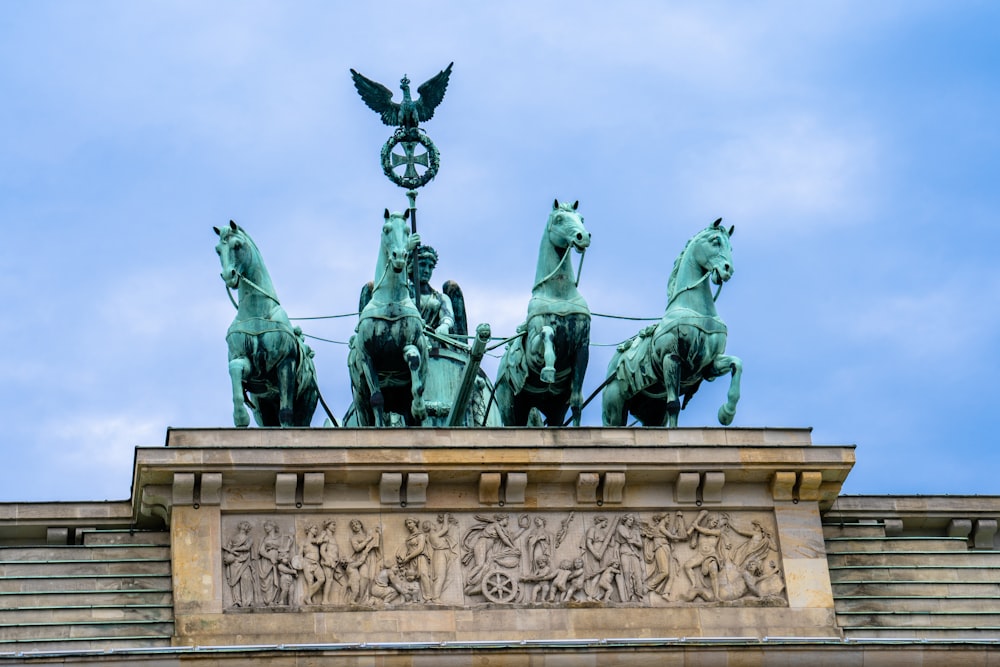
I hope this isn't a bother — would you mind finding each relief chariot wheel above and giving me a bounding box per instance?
[481,569,518,603]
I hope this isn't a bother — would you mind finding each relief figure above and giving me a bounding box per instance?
[346,519,381,604]
[462,514,519,595]
[423,514,458,602]
[642,511,690,598]
[319,519,345,604]
[396,517,432,602]
[257,520,293,606]
[222,521,257,607]
[296,523,326,605]
[612,513,648,604]
[520,554,557,603]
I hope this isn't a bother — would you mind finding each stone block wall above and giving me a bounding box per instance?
[148,427,854,646]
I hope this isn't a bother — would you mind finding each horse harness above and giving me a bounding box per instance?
[614,310,728,400]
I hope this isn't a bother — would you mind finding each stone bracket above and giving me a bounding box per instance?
[771,471,822,503]
[943,517,997,549]
[173,472,223,509]
[380,472,429,507]
[575,471,626,505]
[675,471,725,505]
[479,472,527,506]
[46,527,69,545]
[276,472,327,508]
[139,484,171,526]
[948,518,972,538]
[974,519,997,550]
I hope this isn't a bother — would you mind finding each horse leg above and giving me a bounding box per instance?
[539,325,556,383]
[659,334,682,427]
[569,345,589,426]
[712,354,743,426]
[404,343,427,423]
[358,349,385,427]
[602,378,627,427]
[228,357,251,427]
[276,357,295,427]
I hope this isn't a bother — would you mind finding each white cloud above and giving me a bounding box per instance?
[679,115,878,227]
[841,277,1000,366]
[39,413,165,501]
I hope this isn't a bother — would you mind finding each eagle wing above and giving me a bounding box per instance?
[415,62,454,123]
[358,281,374,314]
[442,279,467,337]
[350,69,400,126]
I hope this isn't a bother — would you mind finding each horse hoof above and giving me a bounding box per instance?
[718,405,736,425]
[540,367,555,383]
[411,396,428,423]
[234,410,250,428]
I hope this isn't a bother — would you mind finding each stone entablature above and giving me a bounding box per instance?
[129,427,855,646]
[826,495,1000,549]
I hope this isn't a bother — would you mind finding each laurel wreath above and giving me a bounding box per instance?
[380,127,441,189]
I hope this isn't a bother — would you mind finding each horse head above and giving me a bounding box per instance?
[667,219,735,302]
[214,220,255,290]
[546,199,591,254]
[697,218,735,286]
[380,208,412,275]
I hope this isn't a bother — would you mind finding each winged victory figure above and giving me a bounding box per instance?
[350,62,454,130]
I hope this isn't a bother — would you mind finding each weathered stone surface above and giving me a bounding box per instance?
[138,428,860,648]
[782,558,834,610]
[172,505,221,615]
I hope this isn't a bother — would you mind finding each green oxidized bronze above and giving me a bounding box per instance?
[380,128,441,189]
[407,244,468,337]
[495,200,592,426]
[214,221,320,427]
[347,208,430,427]
[602,219,742,428]
[214,62,748,430]
[351,63,452,189]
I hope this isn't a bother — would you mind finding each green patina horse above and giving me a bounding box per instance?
[602,219,742,428]
[495,200,592,426]
[214,221,319,427]
[347,209,429,426]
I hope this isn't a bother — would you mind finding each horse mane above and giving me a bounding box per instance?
[665,225,726,301]
[550,201,577,218]
[229,224,262,259]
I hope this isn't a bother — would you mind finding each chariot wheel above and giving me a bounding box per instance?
[481,569,518,603]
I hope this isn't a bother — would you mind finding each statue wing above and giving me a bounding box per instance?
[350,69,400,126]
[442,279,468,337]
[358,281,374,314]
[415,62,453,123]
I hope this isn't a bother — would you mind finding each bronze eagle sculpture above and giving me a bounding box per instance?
[350,62,453,130]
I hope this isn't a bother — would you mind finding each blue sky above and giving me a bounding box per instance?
[1,2,998,501]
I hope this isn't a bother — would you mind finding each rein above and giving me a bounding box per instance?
[224,270,281,311]
[532,245,586,292]
[371,261,391,295]
[666,268,724,310]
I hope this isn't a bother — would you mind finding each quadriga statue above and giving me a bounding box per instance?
[494,199,592,426]
[214,221,320,427]
[602,219,742,428]
[347,208,429,427]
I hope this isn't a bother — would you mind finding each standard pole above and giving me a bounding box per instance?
[407,189,420,310]
[448,323,491,426]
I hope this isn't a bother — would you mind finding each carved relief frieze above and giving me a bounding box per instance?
[221,509,785,610]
